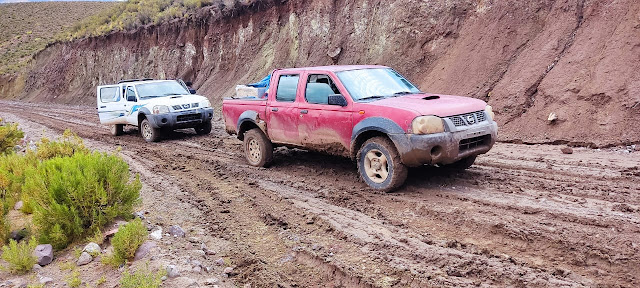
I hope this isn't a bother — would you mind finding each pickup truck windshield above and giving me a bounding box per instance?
[136,81,189,99]
[336,68,421,100]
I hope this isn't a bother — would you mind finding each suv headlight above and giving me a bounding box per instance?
[412,116,444,134]
[201,99,211,108]
[485,105,495,120]
[152,105,169,114]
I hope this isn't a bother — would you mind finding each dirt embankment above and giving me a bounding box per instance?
[1,0,639,146]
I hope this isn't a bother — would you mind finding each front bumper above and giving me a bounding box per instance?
[389,120,498,167]
[146,107,214,129]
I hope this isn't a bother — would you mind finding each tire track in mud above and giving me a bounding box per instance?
[2,101,639,287]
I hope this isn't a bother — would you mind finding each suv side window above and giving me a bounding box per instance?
[100,86,119,103]
[126,86,136,101]
[305,74,341,104]
[276,75,299,102]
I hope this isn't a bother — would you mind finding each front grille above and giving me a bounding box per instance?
[177,113,201,122]
[459,135,489,152]
[448,111,486,127]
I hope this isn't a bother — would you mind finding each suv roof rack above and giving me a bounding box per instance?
[118,78,153,84]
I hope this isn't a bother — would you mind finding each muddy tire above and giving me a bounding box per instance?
[111,124,124,136]
[195,121,212,135]
[243,128,273,167]
[446,155,476,170]
[357,137,408,192]
[140,118,162,142]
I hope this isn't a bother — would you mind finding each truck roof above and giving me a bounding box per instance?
[275,65,389,73]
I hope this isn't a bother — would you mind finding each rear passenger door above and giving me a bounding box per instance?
[267,74,301,145]
[97,85,126,125]
[297,73,352,155]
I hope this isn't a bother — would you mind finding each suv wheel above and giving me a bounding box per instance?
[196,121,212,135]
[140,118,162,142]
[111,124,124,136]
[357,137,408,192]
[243,128,273,167]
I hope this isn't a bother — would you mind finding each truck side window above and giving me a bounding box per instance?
[126,86,136,101]
[100,87,119,103]
[276,75,299,102]
[305,74,341,104]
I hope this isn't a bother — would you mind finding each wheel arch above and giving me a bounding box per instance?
[350,117,405,159]
[237,110,267,140]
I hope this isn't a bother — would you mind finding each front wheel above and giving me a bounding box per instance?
[111,124,124,136]
[357,137,408,192]
[140,118,162,142]
[195,121,212,135]
[243,128,273,167]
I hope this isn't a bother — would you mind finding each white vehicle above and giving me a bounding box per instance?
[96,79,214,142]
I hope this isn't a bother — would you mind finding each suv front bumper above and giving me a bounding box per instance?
[146,108,214,129]
[389,121,498,167]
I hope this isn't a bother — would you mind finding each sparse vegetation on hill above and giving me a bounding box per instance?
[0,2,116,74]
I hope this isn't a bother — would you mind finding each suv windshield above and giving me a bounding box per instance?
[136,81,189,99]
[336,68,421,100]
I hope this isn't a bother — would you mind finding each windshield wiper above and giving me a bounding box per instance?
[163,93,183,96]
[392,91,415,96]
[359,95,386,100]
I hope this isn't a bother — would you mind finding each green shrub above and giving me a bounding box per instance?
[1,237,37,274]
[103,218,146,267]
[0,214,10,247]
[34,129,89,160]
[0,119,24,155]
[120,264,165,288]
[26,152,141,250]
[66,270,82,288]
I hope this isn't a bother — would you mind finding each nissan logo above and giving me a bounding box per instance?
[182,104,190,109]
[466,115,476,124]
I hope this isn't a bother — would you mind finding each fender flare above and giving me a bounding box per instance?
[237,110,267,140]
[350,117,406,157]
[137,107,152,126]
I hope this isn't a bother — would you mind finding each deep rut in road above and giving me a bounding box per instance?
[1,101,639,287]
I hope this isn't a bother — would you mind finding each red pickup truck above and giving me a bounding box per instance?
[222,65,498,192]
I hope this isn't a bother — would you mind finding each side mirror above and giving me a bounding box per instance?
[189,89,196,94]
[127,95,137,102]
[328,94,347,107]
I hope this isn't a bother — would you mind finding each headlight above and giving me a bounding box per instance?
[485,105,495,121]
[201,99,211,108]
[152,105,169,114]
[412,116,444,134]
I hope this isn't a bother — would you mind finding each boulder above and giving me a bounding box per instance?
[168,225,185,237]
[34,244,53,266]
[166,265,180,278]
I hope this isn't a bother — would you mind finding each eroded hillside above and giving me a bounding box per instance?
[1,0,639,146]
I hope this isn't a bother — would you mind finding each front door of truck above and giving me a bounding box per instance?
[297,73,352,155]
[267,74,301,145]
[97,85,126,125]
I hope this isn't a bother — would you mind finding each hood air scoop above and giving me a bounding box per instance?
[423,95,440,100]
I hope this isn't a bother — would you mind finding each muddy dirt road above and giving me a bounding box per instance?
[1,101,639,287]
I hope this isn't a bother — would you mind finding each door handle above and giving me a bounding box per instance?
[100,106,106,108]
[271,108,278,112]
[300,110,308,114]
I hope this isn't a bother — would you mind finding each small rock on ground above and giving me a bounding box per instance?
[166,265,180,278]
[150,229,163,240]
[168,225,185,237]
[561,147,573,154]
[39,277,53,284]
[83,242,101,255]
[134,241,157,261]
[13,201,23,211]
[204,278,219,285]
[34,244,53,266]
[77,252,93,266]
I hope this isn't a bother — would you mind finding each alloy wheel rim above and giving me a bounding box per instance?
[142,122,152,139]
[364,149,389,183]
[248,138,261,163]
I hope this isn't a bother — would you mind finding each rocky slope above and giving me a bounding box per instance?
[1,0,638,147]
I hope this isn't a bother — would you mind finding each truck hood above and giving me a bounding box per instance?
[362,94,487,117]
[140,94,208,107]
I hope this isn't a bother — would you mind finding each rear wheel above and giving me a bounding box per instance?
[357,137,408,192]
[446,155,476,170]
[195,121,212,135]
[111,124,124,136]
[243,128,273,167]
[140,118,162,142]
